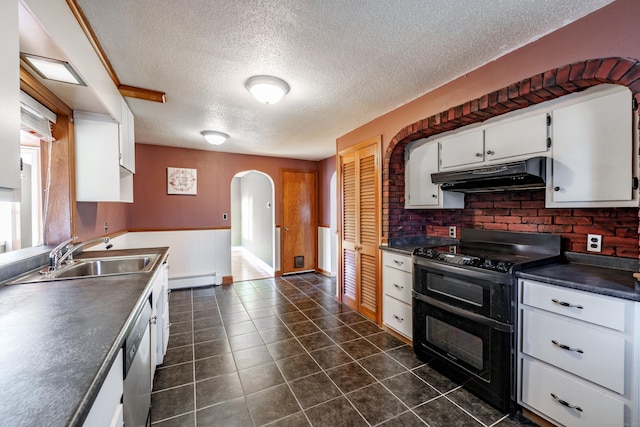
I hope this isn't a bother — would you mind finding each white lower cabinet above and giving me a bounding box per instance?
[83,350,124,427]
[382,251,413,339]
[518,279,638,427]
[151,260,170,378]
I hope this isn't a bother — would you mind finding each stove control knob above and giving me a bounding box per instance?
[496,261,510,272]
[425,249,437,258]
[483,259,495,269]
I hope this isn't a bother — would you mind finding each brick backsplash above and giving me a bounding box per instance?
[390,190,638,258]
[382,57,640,259]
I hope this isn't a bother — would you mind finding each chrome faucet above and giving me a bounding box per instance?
[47,236,112,272]
[48,236,78,271]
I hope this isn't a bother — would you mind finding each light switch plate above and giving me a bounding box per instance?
[449,226,456,238]
[587,234,602,252]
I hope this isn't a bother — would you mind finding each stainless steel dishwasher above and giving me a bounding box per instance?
[123,300,152,427]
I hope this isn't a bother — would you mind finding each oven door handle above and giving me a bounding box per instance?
[413,292,513,333]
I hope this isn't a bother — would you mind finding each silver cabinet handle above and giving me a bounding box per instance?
[432,194,438,198]
[475,152,483,157]
[486,150,495,155]
[393,314,404,322]
[284,227,290,231]
[393,260,404,265]
[552,339,584,354]
[393,283,404,290]
[552,298,583,309]
[550,393,583,412]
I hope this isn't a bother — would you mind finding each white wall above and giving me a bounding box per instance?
[231,177,241,246]
[99,229,231,289]
[240,172,274,266]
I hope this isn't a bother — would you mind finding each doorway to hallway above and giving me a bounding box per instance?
[230,170,275,282]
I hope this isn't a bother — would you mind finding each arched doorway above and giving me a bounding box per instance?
[230,170,275,282]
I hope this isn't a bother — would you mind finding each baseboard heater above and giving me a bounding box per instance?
[169,273,219,289]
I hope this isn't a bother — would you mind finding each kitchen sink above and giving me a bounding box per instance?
[4,254,160,284]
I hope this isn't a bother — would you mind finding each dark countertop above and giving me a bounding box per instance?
[0,247,169,426]
[518,252,640,302]
[381,236,457,256]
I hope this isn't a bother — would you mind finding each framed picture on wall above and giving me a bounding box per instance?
[167,167,197,195]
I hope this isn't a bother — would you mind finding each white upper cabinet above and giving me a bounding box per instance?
[484,113,548,162]
[0,1,21,201]
[119,99,135,173]
[439,130,484,169]
[75,112,133,203]
[405,140,464,209]
[547,85,636,207]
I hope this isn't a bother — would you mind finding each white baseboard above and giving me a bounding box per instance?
[169,274,219,289]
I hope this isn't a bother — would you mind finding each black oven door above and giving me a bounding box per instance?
[413,292,513,411]
[414,261,512,322]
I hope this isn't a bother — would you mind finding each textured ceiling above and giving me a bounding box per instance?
[72,0,614,160]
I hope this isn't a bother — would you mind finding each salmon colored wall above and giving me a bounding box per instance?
[76,202,128,242]
[318,156,336,226]
[337,0,640,153]
[128,144,319,230]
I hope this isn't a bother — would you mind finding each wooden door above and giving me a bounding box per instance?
[339,136,380,322]
[281,170,317,274]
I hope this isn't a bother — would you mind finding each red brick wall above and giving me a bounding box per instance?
[384,58,640,259]
[392,190,638,258]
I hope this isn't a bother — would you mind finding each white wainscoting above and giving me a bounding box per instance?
[96,229,231,289]
[318,226,337,277]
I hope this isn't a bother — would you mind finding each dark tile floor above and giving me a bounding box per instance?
[150,273,536,427]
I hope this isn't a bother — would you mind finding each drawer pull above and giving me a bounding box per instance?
[550,393,583,412]
[393,260,404,266]
[551,339,584,354]
[393,283,404,290]
[551,298,583,309]
[393,314,404,322]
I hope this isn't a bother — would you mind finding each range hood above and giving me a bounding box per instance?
[431,156,546,193]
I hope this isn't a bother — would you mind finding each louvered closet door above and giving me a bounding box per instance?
[340,151,358,309]
[339,136,380,323]
[357,144,379,320]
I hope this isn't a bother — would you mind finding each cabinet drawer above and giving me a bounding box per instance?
[383,267,412,304]
[382,251,412,273]
[520,279,626,331]
[383,295,412,339]
[521,358,624,427]
[522,309,625,394]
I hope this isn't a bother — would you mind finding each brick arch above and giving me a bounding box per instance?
[382,57,640,239]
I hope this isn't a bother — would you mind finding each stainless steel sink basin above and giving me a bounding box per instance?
[4,254,160,284]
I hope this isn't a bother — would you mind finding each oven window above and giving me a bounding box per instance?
[427,273,484,307]
[426,316,483,370]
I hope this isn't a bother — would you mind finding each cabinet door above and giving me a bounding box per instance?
[0,1,20,199]
[550,88,633,204]
[407,142,439,207]
[485,113,548,161]
[119,99,135,173]
[440,130,484,169]
[75,113,121,202]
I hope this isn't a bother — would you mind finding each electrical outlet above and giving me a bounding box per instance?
[449,226,456,238]
[222,213,228,220]
[587,234,602,252]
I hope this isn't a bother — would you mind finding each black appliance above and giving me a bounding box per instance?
[430,156,546,193]
[412,229,561,412]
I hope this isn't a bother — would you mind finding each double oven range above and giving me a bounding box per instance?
[412,229,561,411]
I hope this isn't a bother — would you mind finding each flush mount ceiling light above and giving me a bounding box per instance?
[245,75,290,104]
[201,130,230,145]
[20,53,86,86]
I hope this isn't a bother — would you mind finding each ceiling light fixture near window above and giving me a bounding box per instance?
[201,130,229,145]
[245,75,290,104]
[20,53,86,86]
